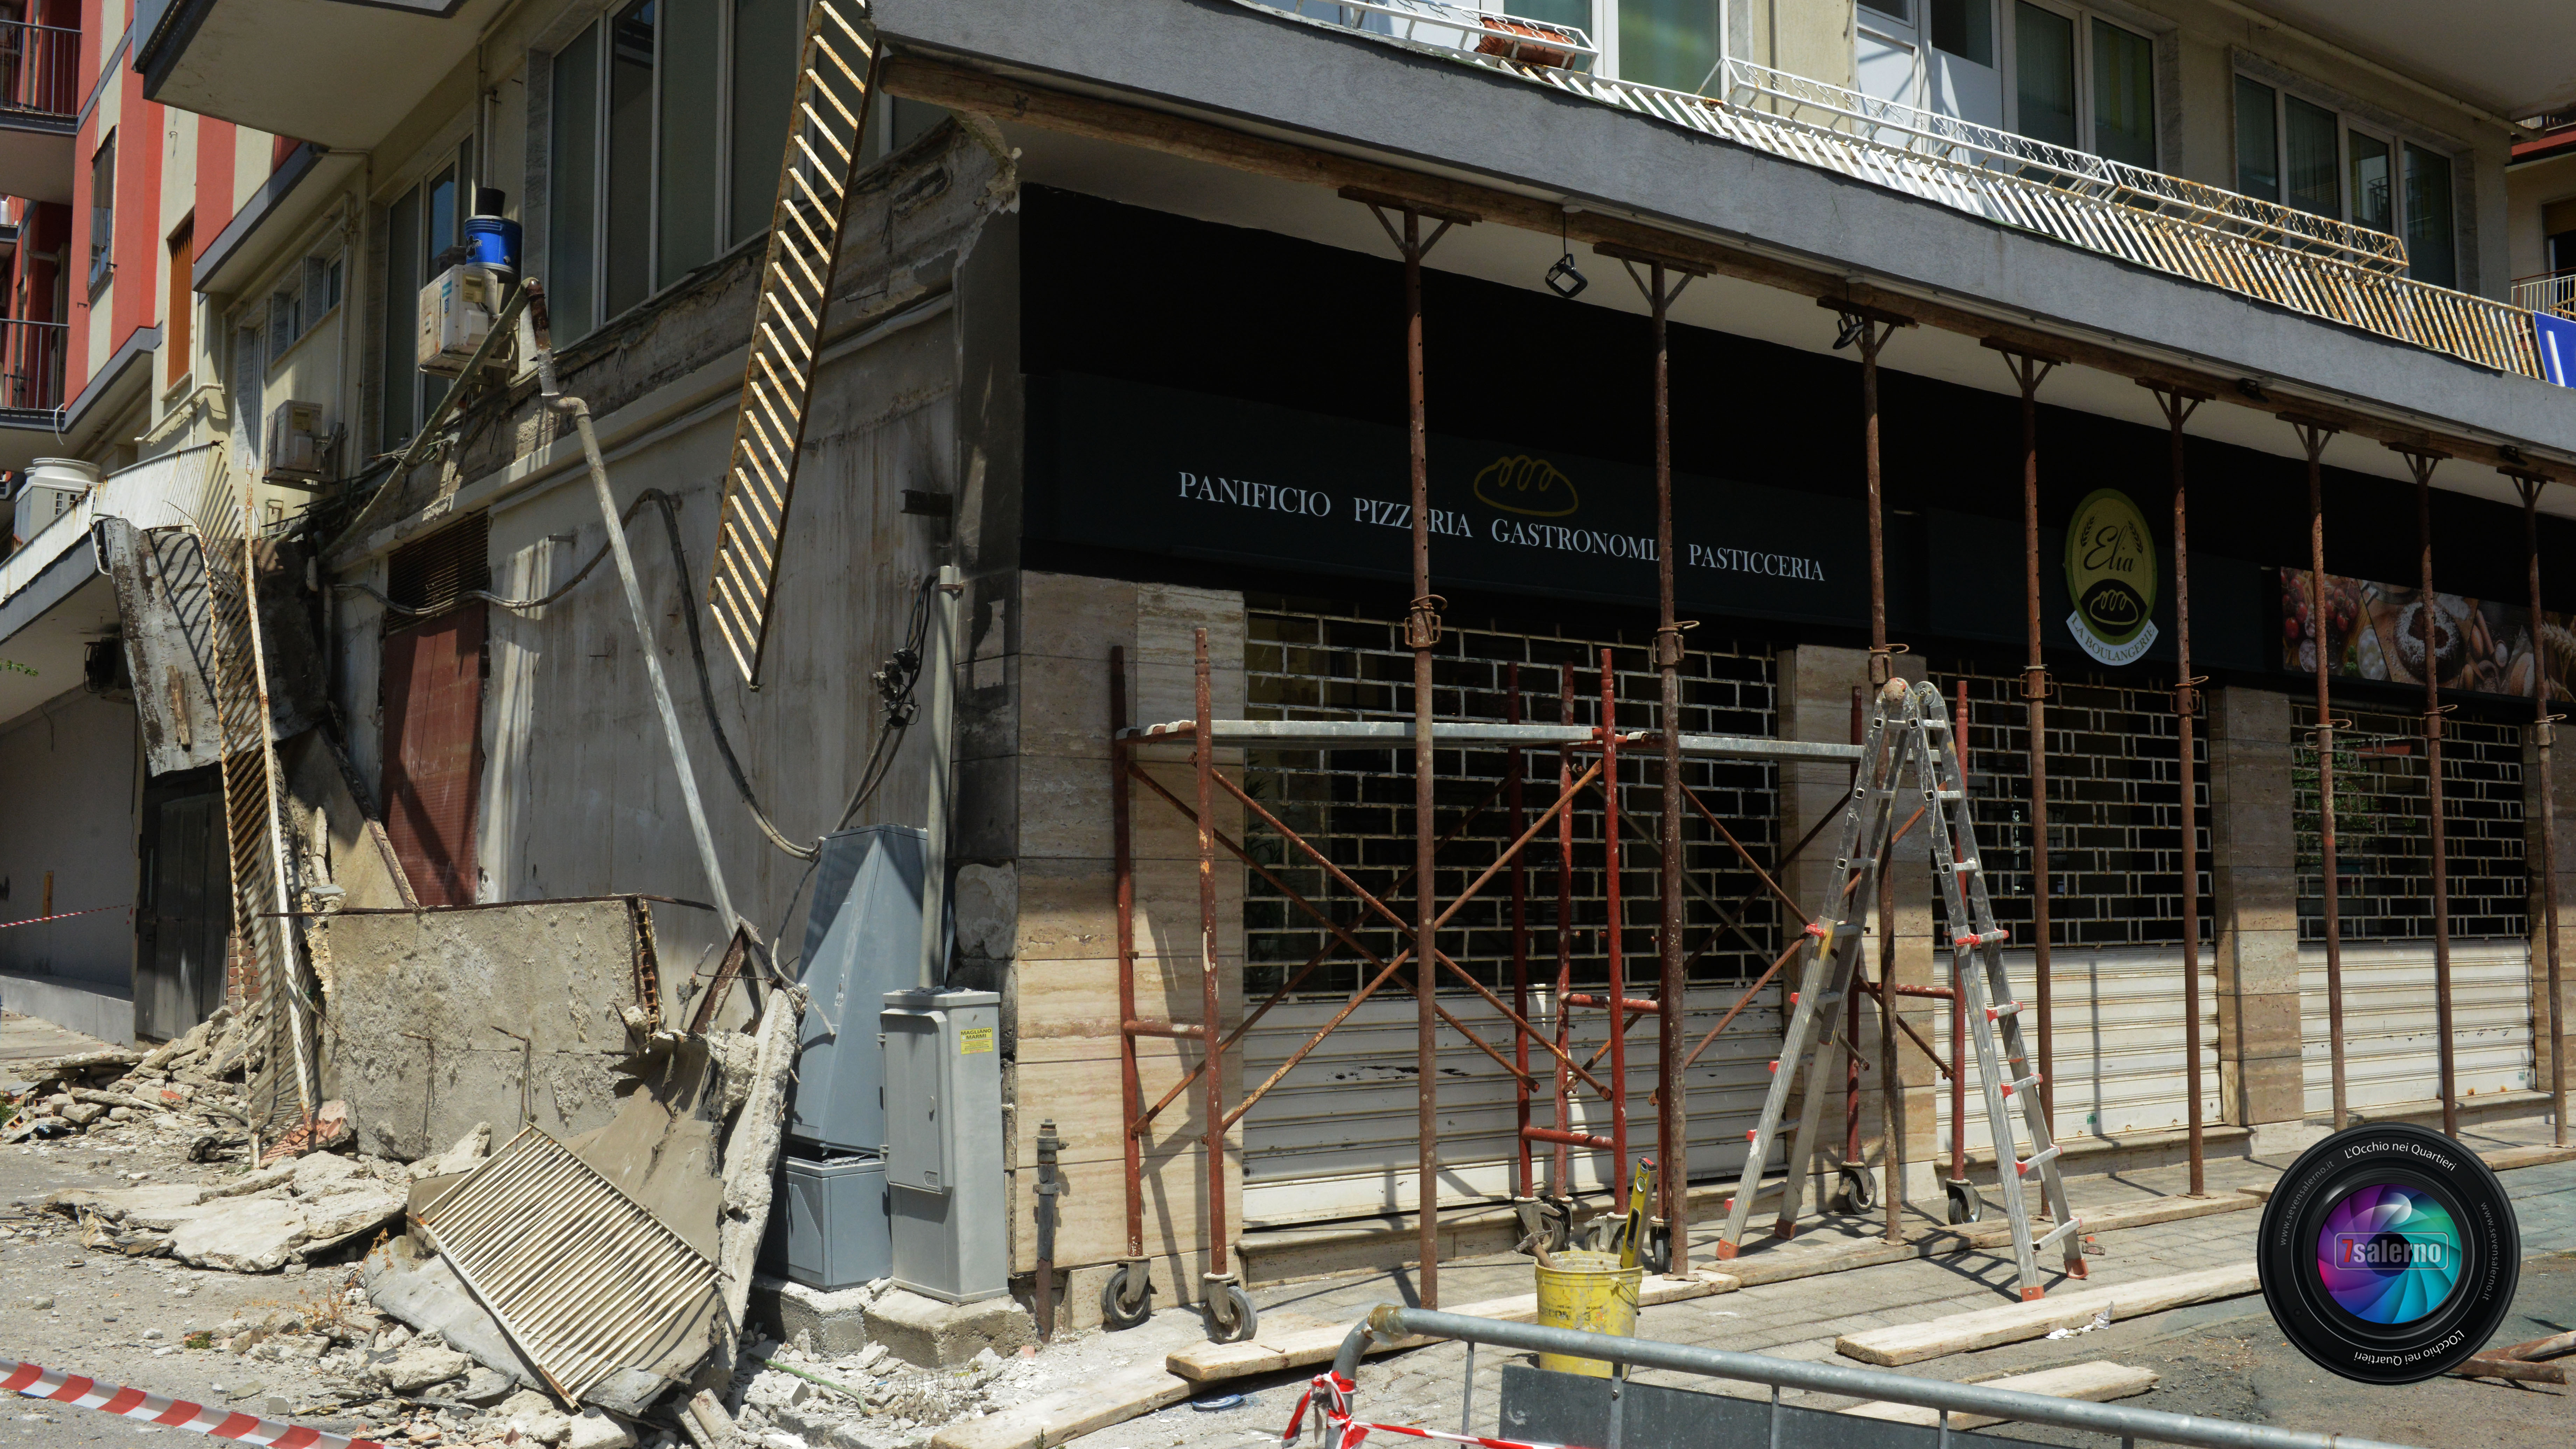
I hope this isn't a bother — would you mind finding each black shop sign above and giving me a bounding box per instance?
[1027,374,1869,628]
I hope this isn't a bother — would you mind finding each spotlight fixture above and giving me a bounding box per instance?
[1832,313,1868,350]
[2235,376,2270,400]
[1545,253,1588,298]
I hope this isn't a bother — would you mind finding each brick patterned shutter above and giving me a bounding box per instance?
[383,602,486,906]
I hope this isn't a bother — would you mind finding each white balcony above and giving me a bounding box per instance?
[1254,1,2549,382]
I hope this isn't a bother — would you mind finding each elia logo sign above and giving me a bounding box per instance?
[2064,488,2157,666]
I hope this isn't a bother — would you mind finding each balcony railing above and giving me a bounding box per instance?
[0,318,68,414]
[1252,2,2547,381]
[0,20,79,122]
[2512,271,2576,320]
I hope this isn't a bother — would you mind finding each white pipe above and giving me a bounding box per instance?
[918,562,961,988]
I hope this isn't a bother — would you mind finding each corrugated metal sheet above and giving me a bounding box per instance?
[2300,939,2534,1115]
[1942,946,2221,1159]
[1240,985,1778,1228]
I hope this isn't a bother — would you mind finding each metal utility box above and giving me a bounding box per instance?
[881,988,1006,1304]
[765,1152,891,1292]
[788,825,927,1155]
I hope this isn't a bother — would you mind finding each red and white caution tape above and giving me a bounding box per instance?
[1281,1371,1574,1449]
[2,1359,388,1449]
[0,904,130,930]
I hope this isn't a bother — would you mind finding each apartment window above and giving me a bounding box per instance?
[2543,199,2576,276]
[232,326,263,470]
[546,0,799,343]
[379,139,471,449]
[88,131,114,294]
[1850,0,2150,160]
[166,219,192,389]
[2235,75,2459,288]
[267,250,344,365]
[1616,0,1720,92]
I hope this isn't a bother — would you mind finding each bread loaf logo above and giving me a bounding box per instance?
[2064,489,2158,666]
[1473,455,1580,517]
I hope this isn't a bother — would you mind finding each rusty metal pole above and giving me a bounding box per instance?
[2147,383,2211,1196]
[1193,630,1236,1303]
[1602,650,1630,1194]
[2287,418,2348,1129]
[1110,648,1147,1275]
[1510,665,1533,1199]
[1404,207,1443,1306]
[1988,343,2062,1122]
[1649,260,1694,1272]
[2511,473,2569,1148]
[1949,678,1970,1197]
[1555,665,1578,1196]
[2398,446,2459,1139]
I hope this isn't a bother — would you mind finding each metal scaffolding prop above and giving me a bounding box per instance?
[2507,471,2571,1148]
[2146,381,2213,1196]
[2284,415,2351,1130]
[706,0,877,684]
[1714,680,2085,1301]
[2395,444,2461,1140]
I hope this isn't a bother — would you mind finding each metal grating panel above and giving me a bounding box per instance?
[705,0,878,684]
[418,1126,720,1404]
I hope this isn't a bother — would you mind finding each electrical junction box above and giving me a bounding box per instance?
[264,401,330,485]
[881,988,1006,1304]
[763,1152,892,1292]
[416,264,505,377]
[788,825,927,1156]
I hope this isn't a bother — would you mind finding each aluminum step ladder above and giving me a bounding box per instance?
[1712,678,2084,1301]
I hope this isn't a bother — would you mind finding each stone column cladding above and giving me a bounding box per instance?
[992,570,1246,1313]
[2206,685,2308,1145]
[1774,646,1937,1201]
[2530,727,2575,1121]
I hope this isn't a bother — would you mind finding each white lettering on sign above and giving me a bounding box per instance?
[1488,517,1659,559]
[1686,542,1827,582]
[1353,497,1470,536]
[1176,471,1335,517]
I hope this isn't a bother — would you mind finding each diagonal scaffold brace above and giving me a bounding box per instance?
[1711,678,2085,1302]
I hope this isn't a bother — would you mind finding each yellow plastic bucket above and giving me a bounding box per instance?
[1532,1249,1642,1377]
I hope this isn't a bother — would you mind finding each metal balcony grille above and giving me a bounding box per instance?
[2292,703,2527,942]
[1250,2,2547,380]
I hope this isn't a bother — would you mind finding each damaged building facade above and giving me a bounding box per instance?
[2,0,2576,1364]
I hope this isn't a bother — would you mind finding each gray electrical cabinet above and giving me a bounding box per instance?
[789,826,927,1154]
[765,1154,892,1291]
[881,988,1006,1304]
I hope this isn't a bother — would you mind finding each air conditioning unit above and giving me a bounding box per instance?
[264,400,330,485]
[12,457,95,547]
[416,262,506,377]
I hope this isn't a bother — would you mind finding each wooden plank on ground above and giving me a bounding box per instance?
[929,1358,1194,1449]
[1721,1239,1919,1286]
[1835,1262,2260,1367]
[1163,1273,1738,1382]
[1939,1187,2265,1252]
[1840,1361,2160,1428]
[2484,1144,2576,1172]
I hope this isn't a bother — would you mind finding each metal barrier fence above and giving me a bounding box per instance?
[2513,272,2576,320]
[0,20,79,120]
[1323,1304,2424,1449]
[0,318,65,414]
[1249,2,2546,381]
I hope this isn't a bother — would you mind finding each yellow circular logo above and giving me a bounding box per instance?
[2066,489,2156,650]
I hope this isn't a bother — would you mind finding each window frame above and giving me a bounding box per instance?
[377,139,472,451]
[1997,0,2157,167]
[547,0,762,344]
[87,129,115,296]
[2230,70,2461,288]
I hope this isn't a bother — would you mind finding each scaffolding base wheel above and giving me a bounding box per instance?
[1101,1261,1154,1331]
[1945,1180,1983,1225]
[1205,1282,1258,1344]
[1835,1164,1877,1214]
[1639,1223,1672,1276]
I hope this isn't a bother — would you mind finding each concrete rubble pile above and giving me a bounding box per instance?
[2,1008,267,1157]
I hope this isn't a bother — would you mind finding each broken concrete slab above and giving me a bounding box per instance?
[202,1163,298,1201]
[567,1409,637,1449]
[360,1238,547,1391]
[383,1344,475,1393]
[291,1153,366,1196]
[299,1186,405,1242]
[750,1275,878,1356]
[321,898,666,1162]
[457,1367,517,1406]
[408,1123,492,1182]
[863,1289,1032,1369]
[170,1198,309,1272]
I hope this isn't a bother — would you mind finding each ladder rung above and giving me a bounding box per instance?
[1953,930,2007,949]
[2001,1072,2045,1098]
[1950,859,1981,872]
[2013,1144,2062,1176]
[1986,1000,2026,1021]
[2036,1217,2085,1250]
[1789,991,1842,1007]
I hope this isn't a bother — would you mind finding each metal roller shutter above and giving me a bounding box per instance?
[2300,939,2534,1115]
[1940,945,2221,1161]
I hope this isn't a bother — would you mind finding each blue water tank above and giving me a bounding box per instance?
[465,213,521,274]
